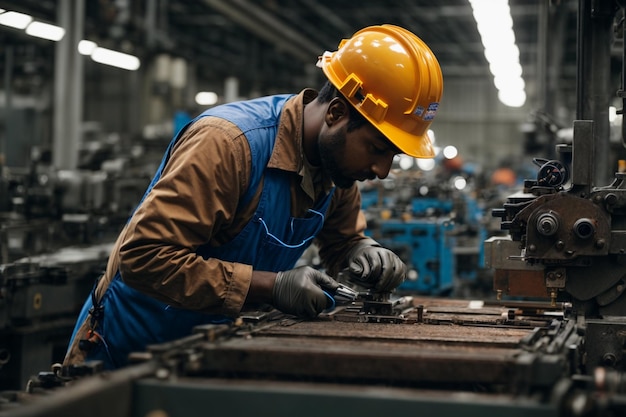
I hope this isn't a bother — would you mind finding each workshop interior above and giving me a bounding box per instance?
[2,0,626,416]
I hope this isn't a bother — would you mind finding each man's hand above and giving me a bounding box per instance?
[272,266,340,318]
[348,243,406,292]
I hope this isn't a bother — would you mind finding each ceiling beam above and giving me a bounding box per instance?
[202,0,323,64]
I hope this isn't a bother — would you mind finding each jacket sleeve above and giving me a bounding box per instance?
[315,184,371,277]
[118,117,254,316]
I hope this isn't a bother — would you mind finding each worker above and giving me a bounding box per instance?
[63,24,443,369]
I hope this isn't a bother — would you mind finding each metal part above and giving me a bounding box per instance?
[332,284,358,303]
[3,297,626,417]
[534,158,569,187]
[485,0,626,379]
[0,243,112,390]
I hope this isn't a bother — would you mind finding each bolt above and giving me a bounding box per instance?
[555,241,565,250]
[605,193,618,206]
[550,289,557,307]
[528,244,537,253]
[537,213,560,236]
[602,353,617,367]
[573,219,595,240]
[595,239,606,249]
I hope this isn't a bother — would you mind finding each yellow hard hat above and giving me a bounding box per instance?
[317,24,443,158]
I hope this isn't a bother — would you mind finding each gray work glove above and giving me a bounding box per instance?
[272,266,340,318]
[348,241,407,292]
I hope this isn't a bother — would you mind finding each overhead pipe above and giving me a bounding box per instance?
[202,0,323,63]
[299,0,352,36]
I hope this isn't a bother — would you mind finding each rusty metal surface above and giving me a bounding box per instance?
[0,296,591,417]
[199,337,520,386]
[255,320,530,346]
[495,269,549,297]
[192,297,555,388]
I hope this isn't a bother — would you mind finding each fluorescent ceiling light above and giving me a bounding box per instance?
[91,47,140,71]
[469,0,526,108]
[26,21,65,41]
[498,89,526,108]
[0,11,33,29]
[195,91,218,106]
[78,40,97,55]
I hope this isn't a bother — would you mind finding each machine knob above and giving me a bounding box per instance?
[573,218,595,240]
[534,159,569,187]
[536,212,560,236]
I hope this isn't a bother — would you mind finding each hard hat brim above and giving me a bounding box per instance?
[372,119,436,159]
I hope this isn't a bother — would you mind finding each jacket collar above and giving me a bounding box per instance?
[267,89,334,199]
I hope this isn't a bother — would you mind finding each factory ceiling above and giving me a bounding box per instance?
[0,0,596,110]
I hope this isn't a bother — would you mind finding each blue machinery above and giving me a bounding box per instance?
[362,190,488,295]
[367,216,456,294]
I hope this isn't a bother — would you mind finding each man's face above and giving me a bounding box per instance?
[318,119,399,189]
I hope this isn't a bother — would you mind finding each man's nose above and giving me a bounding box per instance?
[371,154,395,179]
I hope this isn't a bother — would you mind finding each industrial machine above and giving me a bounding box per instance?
[0,297,603,417]
[0,131,157,391]
[361,169,488,296]
[0,244,112,391]
[4,2,626,416]
[486,0,626,374]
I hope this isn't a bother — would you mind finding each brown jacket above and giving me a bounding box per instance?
[64,89,368,364]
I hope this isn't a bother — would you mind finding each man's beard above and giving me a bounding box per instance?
[318,130,355,189]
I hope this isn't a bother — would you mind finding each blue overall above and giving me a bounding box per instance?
[68,95,336,369]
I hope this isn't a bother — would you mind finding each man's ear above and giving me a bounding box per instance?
[324,97,350,126]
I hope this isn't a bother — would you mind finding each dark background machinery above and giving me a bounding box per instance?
[0,129,162,390]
